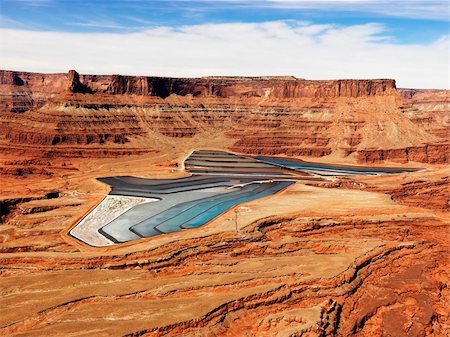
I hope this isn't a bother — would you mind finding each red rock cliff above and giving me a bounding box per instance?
[0,70,446,164]
[82,75,396,99]
[0,70,396,100]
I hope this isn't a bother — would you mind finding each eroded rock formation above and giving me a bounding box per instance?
[0,70,448,336]
[0,69,447,164]
[66,69,91,94]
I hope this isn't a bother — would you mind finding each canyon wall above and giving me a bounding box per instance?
[0,70,447,164]
[0,72,448,336]
[1,69,397,104]
[83,74,396,99]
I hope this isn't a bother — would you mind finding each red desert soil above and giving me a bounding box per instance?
[0,70,448,336]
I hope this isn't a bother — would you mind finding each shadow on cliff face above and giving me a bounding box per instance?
[66,69,92,94]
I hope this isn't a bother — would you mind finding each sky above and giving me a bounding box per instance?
[0,0,449,88]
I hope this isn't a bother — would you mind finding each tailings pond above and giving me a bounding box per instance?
[70,150,419,246]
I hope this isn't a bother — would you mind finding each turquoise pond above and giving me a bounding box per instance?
[130,181,292,237]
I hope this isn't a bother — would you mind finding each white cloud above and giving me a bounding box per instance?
[71,20,127,30]
[192,0,449,21]
[259,0,450,21]
[0,21,448,89]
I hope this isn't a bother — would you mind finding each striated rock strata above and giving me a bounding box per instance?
[0,70,447,163]
[0,68,448,335]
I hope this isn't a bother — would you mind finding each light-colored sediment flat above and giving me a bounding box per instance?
[69,195,158,246]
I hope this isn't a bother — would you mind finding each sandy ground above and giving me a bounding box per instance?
[0,149,448,337]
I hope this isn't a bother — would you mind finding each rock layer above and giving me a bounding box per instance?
[0,70,447,163]
[0,69,448,336]
[90,75,396,98]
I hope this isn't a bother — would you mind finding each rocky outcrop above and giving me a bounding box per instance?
[388,178,449,210]
[0,70,67,91]
[0,70,66,113]
[269,79,396,98]
[0,70,24,86]
[66,70,91,93]
[398,88,449,140]
[397,88,447,100]
[357,143,449,164]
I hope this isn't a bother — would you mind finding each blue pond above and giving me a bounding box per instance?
[256,157,419,175]
[131,181,293,237]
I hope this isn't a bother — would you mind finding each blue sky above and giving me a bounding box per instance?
[0,0,449,88]
[1,0,448,42]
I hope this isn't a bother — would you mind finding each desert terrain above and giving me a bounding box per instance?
[0,70,448,336]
